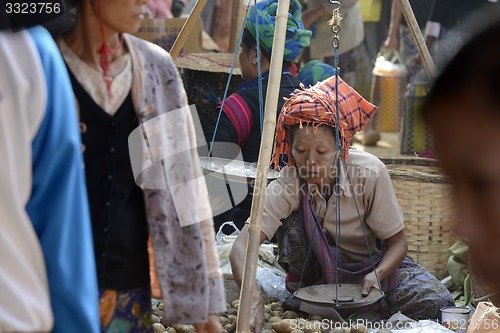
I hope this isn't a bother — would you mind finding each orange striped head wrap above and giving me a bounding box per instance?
[271,76,378,170]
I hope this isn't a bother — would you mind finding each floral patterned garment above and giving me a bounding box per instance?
[99,286,153,333]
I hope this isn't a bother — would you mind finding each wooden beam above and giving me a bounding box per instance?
[236,0,291,332]
[229,0,245,53]
[170,0,208,60]
[399,0,436,79]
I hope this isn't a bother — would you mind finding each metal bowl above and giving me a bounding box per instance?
[200,157,280,183]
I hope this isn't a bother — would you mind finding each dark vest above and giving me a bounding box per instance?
[69,71,150,290]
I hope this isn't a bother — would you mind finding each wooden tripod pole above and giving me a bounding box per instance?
[399,0,436,79]
[229,0,243,53]
[236,0,291,332]
[170,0,207,61]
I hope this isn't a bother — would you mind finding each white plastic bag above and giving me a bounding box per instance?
[216,221,241,278]
[256,267,291,304]
[216,222,285,284]
[215,221,240,246]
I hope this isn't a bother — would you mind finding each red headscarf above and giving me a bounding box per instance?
[271,76,378,170]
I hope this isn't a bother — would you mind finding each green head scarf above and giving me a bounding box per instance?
[246,0,311,61]
[298,60,336,86]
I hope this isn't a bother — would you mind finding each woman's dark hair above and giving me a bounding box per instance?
[241,28,292,68]
[42,6,77,38]
[423,19,500,118]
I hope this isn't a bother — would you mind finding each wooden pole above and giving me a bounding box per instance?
[211,1,233,52]
[229,0,244,53]
[399,0,436,79]
[170,0,208,61]
[236,0,291,332]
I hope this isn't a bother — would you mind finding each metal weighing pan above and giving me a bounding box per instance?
[200,157,280,183]
[294,284,384,309]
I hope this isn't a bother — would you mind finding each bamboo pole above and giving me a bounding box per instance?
[170,0,207,61]
[236,0,291,332]
[399,0,436,79]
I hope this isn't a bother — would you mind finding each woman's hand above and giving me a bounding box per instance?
[361,270,381,297]
[194,314,223,333]
[361,230,407,297]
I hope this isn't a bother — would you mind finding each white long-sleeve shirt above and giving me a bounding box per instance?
[0,27,99,333]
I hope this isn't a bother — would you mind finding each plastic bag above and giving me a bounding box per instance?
[256,267,290,304]
[216,221,241,278]
[216,222,285,284]
[216,221,240,246]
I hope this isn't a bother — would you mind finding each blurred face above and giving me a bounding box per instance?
[95,0,147,34]
[292,125,337,188]
[239,44,257,81]
[427,90,500,292]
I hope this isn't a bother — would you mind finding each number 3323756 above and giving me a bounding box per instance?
[5,2,61,14]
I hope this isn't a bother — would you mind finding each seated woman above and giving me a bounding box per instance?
[210,0,311,230]
[229,76,454,331]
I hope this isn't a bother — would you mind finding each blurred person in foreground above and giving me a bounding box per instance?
[0,26,99,333]
[56,0,225,331]
[423,19,500,306]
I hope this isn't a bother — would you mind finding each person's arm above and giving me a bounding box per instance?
[301,3,328,28]
[361,164,407,296]
[210,94,252,160]
[230,225,268,288]
[424,20,441,49]
[425,0,441,45]
[361,229,407,295]
[27,27,100,333]
[229,168,299,332]
[230,167,299,286]
[210,111,240,159]
[384,0,403,50]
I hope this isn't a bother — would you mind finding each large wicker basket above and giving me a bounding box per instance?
[380,157,455,279]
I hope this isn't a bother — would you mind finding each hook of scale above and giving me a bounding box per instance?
[327,0,342,49]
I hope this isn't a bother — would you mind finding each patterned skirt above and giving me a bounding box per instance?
[99,286,153,333]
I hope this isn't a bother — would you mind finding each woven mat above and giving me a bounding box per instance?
[175,53,241,75]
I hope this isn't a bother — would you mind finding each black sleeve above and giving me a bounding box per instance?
[210,110,241,160]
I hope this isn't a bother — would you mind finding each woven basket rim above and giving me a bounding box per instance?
[380,156,438,166]
[380,157,449,184]
[175,53,242,75]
